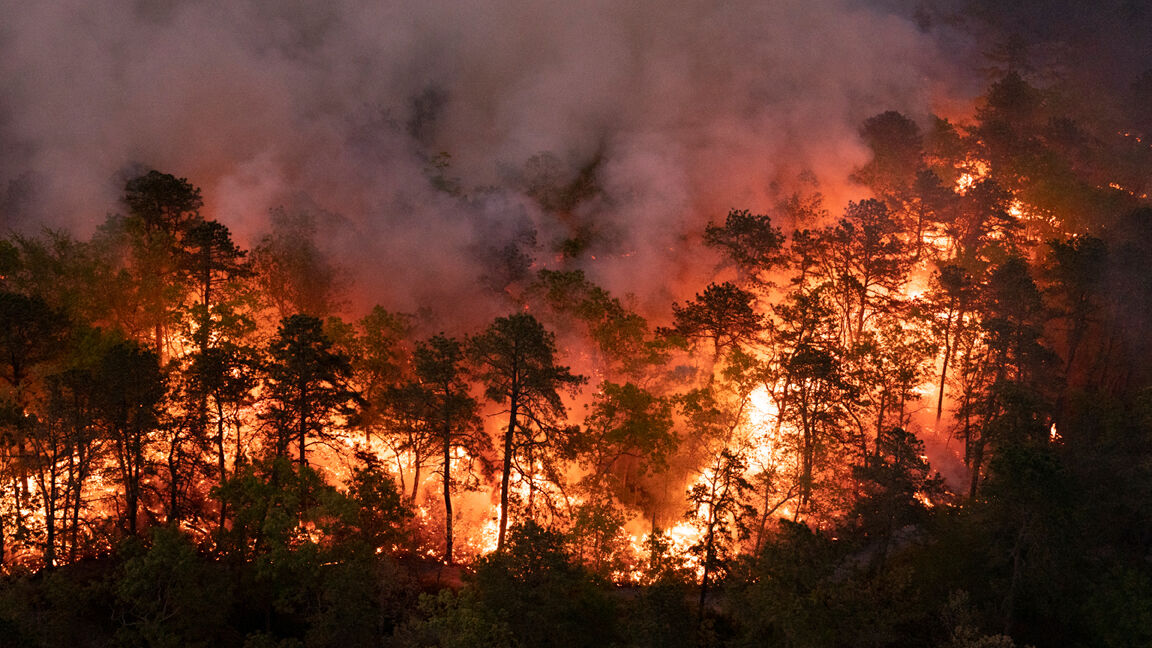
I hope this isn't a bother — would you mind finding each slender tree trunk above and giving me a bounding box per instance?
[10,475,22,542]
[443,415,454,564]
[411,453,422,503]
[697,469,720,621]
[497,389,520,553]
[44,458,57,568]
[937,306,956,420]
[968,433,983,499]
[297,386,308,468]
[753,482,794,557]
[126,436,140,537]
[69,451,87,562]
[798,391,814,515]
[217,400,228,536]
[167,429,182,525]
[874,390,888,462]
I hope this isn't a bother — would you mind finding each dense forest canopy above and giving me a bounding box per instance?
[3,1,1152,647]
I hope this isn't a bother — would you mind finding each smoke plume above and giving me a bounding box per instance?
[0,0,960,317]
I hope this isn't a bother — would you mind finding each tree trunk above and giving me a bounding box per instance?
[937,306,956,420]
[411,453,422,503]
[217,401,228,536]
[443,416,454,564]
[497,389,520,553]
[44,460,57,568]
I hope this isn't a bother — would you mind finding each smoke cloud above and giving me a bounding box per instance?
[0,0,959,318]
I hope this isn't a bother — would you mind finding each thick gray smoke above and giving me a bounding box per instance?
[0,0,959,318]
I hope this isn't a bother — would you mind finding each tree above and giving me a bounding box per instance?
[121,170,204,237]
[113,170,204,359]
[792,199,910,348]
[663,281,763,372]
[849,427,944,572]
[929,263,979,420]
[169,219,254,526]
[91,339,167,537]
[687,445,753,619]
[768,286,849,519]
[261,315,358,468]
[469,313,584,552]
[577,382,676,513]
[703,208,786,286]
[853,111,926,207]
[974,72,1046,188]
[0,291,67,561]
[252,209,344,320]
[947,178,1023,270]
[528,269,664,380]
[181,219,251,353]
[411,334,487,564]
[735,519,888,648]
[333,308,418,496]
[335,307,414,438]
[378,381,439,504]
[184,337,260,537]
[112,527,232,647]
[469,521,619,648]
[953,256,1056,497]
[30,362,107,567]
[574,381,676,574]
[841,322,934,466]
[676,357,762,620]
[1042,235,1107,380]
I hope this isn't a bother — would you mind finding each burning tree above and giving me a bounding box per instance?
[261,315,359,468]
[407,334,488,564]
[469,313,585,552]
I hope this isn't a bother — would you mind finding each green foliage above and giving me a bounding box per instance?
[469,522,619,648]
[578,381,676,504]
[341,457,413,554]
[529,269,664,378]
[620,575,697,648]
[121,171,203,235]
[703,208,786,284]
[262,315,358,465]
[735,519,930,648]
[470,313,584,550]
[663,281,763,366]
[849,427,945,571]
[91,338,167,537]
[0,561,116,647]
[397,589,518,648]
[113,527,232,648]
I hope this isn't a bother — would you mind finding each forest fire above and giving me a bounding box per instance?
[4,0,1152,646]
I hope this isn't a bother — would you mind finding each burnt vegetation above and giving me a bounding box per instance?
[3,58,1152,648]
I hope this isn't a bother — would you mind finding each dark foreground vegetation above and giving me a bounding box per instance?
[3,474,1152,648]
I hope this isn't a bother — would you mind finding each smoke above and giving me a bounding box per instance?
[0,0,958,319]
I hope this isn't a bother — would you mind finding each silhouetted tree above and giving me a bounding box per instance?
[114,170,204,359]
[91,339,166,537]
[663,281,763,372]
[703,208,786,286]
[469,313,584,552]
[261,315,358,468]
[412,334,487,564]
